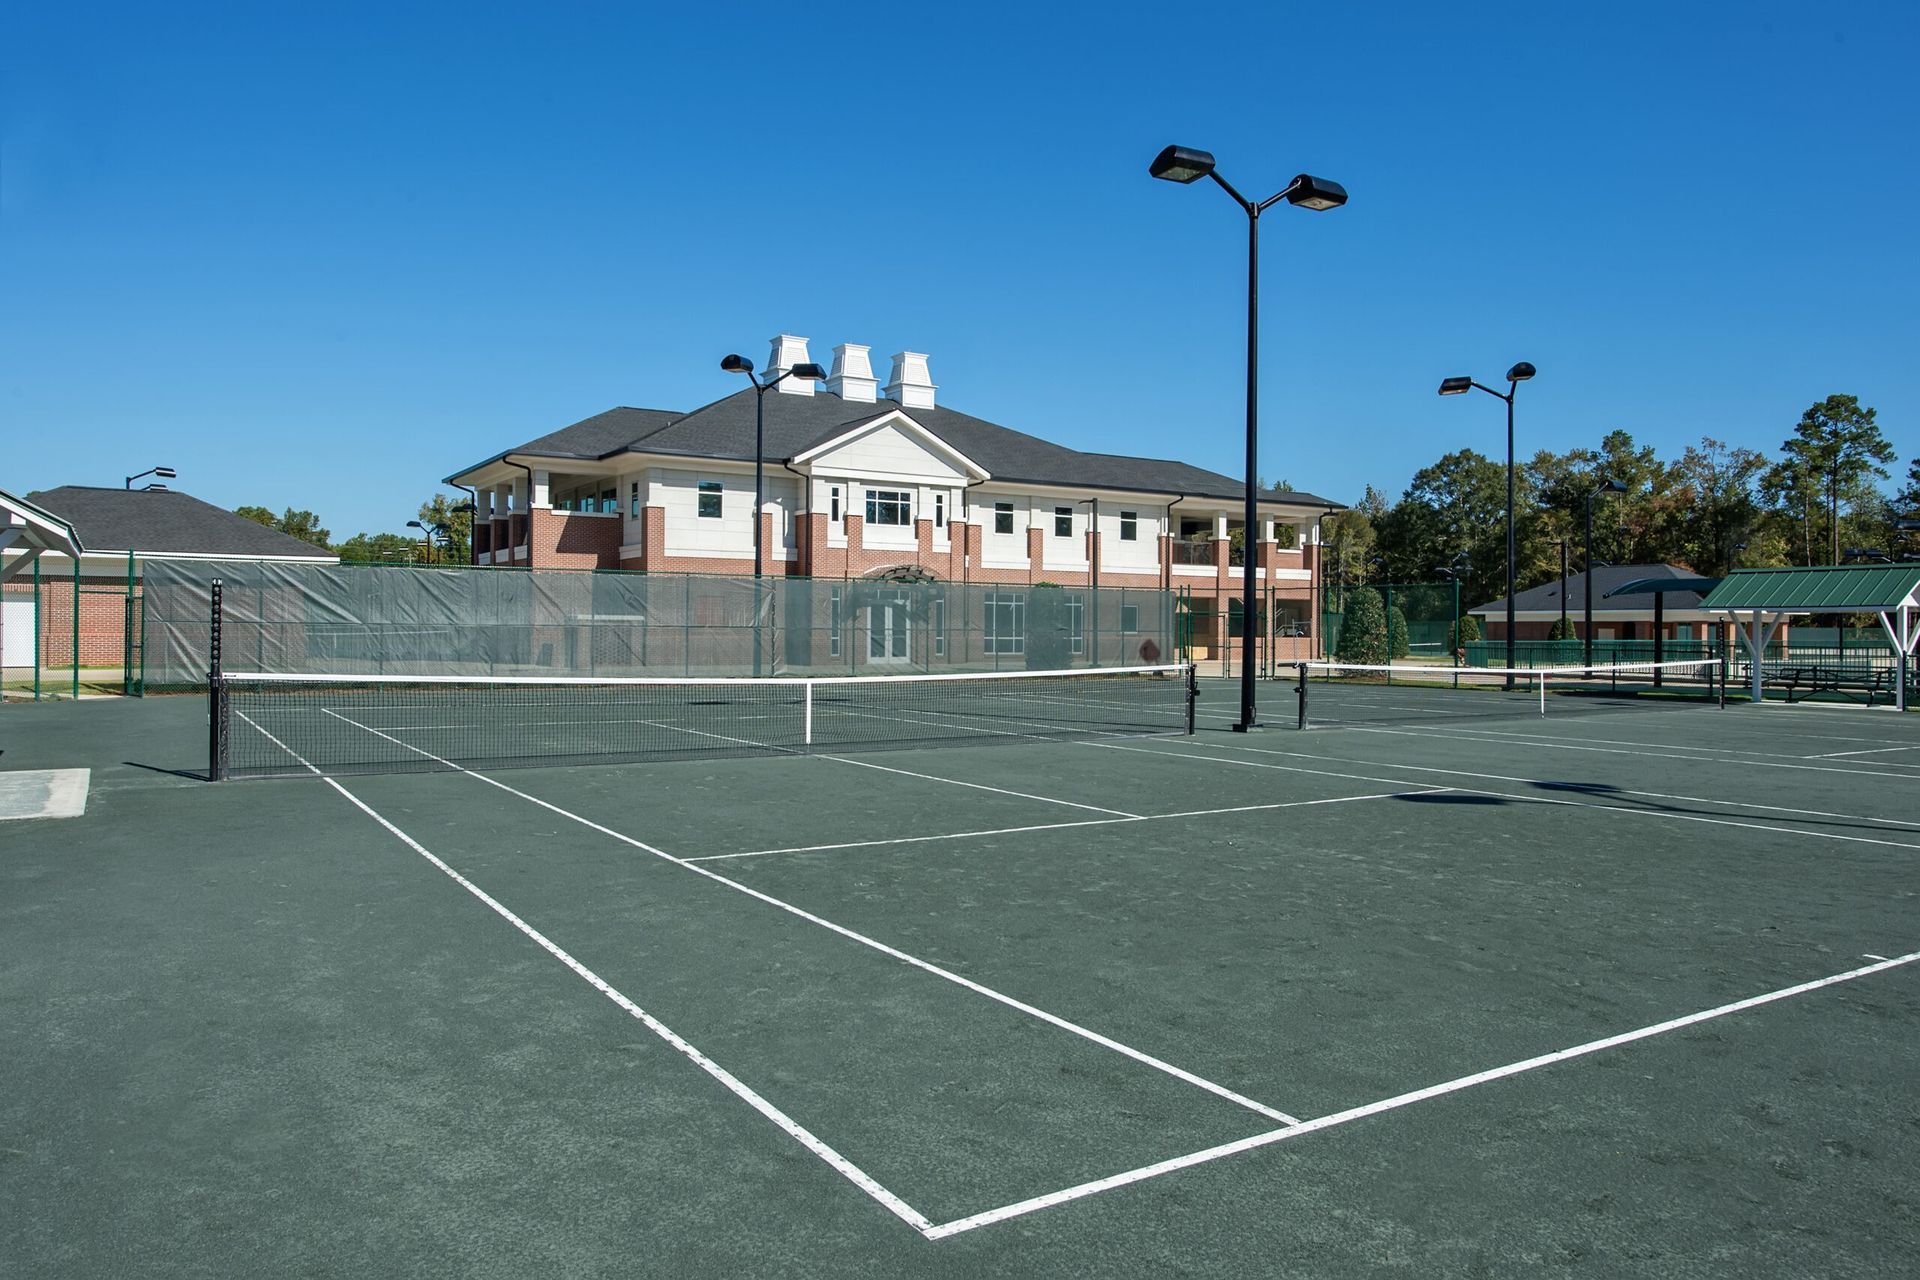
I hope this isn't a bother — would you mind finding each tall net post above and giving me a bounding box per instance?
[207,579,228,782]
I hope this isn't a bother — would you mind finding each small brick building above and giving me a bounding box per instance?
[2,486,335,677]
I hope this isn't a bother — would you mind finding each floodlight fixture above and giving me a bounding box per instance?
[1438,376,1473,396]
[720,353,754,375]
[1283,174,1348,211]
[790,362,828,381]
[125,465,177,489]
[1506,362,1536,383]
[1148,145,1216,184]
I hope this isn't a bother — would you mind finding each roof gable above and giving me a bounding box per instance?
[1472,563,1709,614]
[25,487,337,560]
[789,410,987,480]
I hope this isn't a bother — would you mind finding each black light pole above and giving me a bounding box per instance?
[125,465,176,490]
[1439,363,1535,687]
[1552,537,1569,639]
[721,353,828,676]
[1150,145,1347,731]
[1583,479,1627,672]
[407,519,438,564]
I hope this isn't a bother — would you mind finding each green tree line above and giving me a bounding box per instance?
[235,494,474,564]
[1324,394,1911,611]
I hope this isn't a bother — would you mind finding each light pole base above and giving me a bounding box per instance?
[1230,721,1264,733]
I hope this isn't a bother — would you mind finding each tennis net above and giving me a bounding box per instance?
[211,663,1195,778]
[1293,658,1721,730]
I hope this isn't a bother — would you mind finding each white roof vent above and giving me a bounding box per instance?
[884,351,936,410]
[826,343,878,403]
[766,334,816,396]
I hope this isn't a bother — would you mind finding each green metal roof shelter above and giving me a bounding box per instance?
[1698,565,1920,710]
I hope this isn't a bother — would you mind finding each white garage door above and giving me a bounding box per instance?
[2,598,36,666]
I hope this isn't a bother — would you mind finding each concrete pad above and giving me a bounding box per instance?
[0,768,90,820]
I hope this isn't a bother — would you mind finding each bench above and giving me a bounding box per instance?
[1768,664,1895,706]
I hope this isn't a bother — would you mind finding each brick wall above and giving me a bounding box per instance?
[530,510,624,570]
[2,577,134,669]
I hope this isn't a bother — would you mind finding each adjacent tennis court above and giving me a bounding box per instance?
[4,669,1917,1276]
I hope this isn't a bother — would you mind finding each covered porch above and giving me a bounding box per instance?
[1699,565,1920,711]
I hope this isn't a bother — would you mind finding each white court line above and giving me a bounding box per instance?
[1183,737,1920,831]
[233,710,933,1233]
[1447,723,1920,766]
[817,754,1142,817]
[315,707,1305,1128]
[1097,739,1920,852]
[686,789,1453,863]
[1809,745,1920,761]
[1310,721,1920,782]
[924,948,1920,1239]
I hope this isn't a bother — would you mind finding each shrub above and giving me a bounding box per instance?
[1388,604,1411,659]
[1547,615,1577,641]
[1448,614,1483,650]
[1335,588,1388,664]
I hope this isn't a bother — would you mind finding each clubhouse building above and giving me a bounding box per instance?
[446,336,1342,668]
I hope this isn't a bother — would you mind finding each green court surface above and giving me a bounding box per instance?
[4,677,1918,1276]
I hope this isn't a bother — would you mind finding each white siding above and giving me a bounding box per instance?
[815,422,965,482]
[1099,505,1162,569]
[659,469,752,556]
[975,491,1029,567]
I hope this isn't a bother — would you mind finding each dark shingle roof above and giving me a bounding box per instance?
[1472,563,1710,615]
[26,487,337,559]
[466,387,1343,508]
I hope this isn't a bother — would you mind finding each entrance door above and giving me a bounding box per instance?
[2,598,34,667]
[867,595,911,665]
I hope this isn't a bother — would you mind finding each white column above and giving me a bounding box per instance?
[531,470,551,510]
[1213,513,1230,540]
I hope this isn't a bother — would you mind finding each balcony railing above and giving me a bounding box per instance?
[1169,539,1218,567]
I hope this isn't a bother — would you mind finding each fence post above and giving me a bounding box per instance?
[71,553,80,699]
[31,556,42,701]
[1385,583,1393,686]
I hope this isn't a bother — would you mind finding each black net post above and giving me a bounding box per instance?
[1296,661,1309,730]
[207,579,228,781]
[1184,662,1197,735]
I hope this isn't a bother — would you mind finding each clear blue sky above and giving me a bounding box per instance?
[5,1,1915,537]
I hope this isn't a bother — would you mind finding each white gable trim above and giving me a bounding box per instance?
[787,410,988,480]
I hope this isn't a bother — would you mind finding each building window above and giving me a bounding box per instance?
[983,592,1024,655]
[697,480,722,518]
[1054,506,1073,538]
[829,587,843,657]
[866,489,912,526]
[830,485,842,524]
[1065,593,1084,654]
[933,493,946,528]
[1119,511,1138,541]
[994,501,1014,535]
[630,482,641,518]
[1120,604,1140,633]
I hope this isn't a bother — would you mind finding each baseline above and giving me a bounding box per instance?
[923,948,1920,1239]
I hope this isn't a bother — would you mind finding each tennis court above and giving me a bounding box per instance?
[4,669,1918,1276]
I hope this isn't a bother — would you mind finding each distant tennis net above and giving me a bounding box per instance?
[1294,658,1722,730]
[212,664,1195,778]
